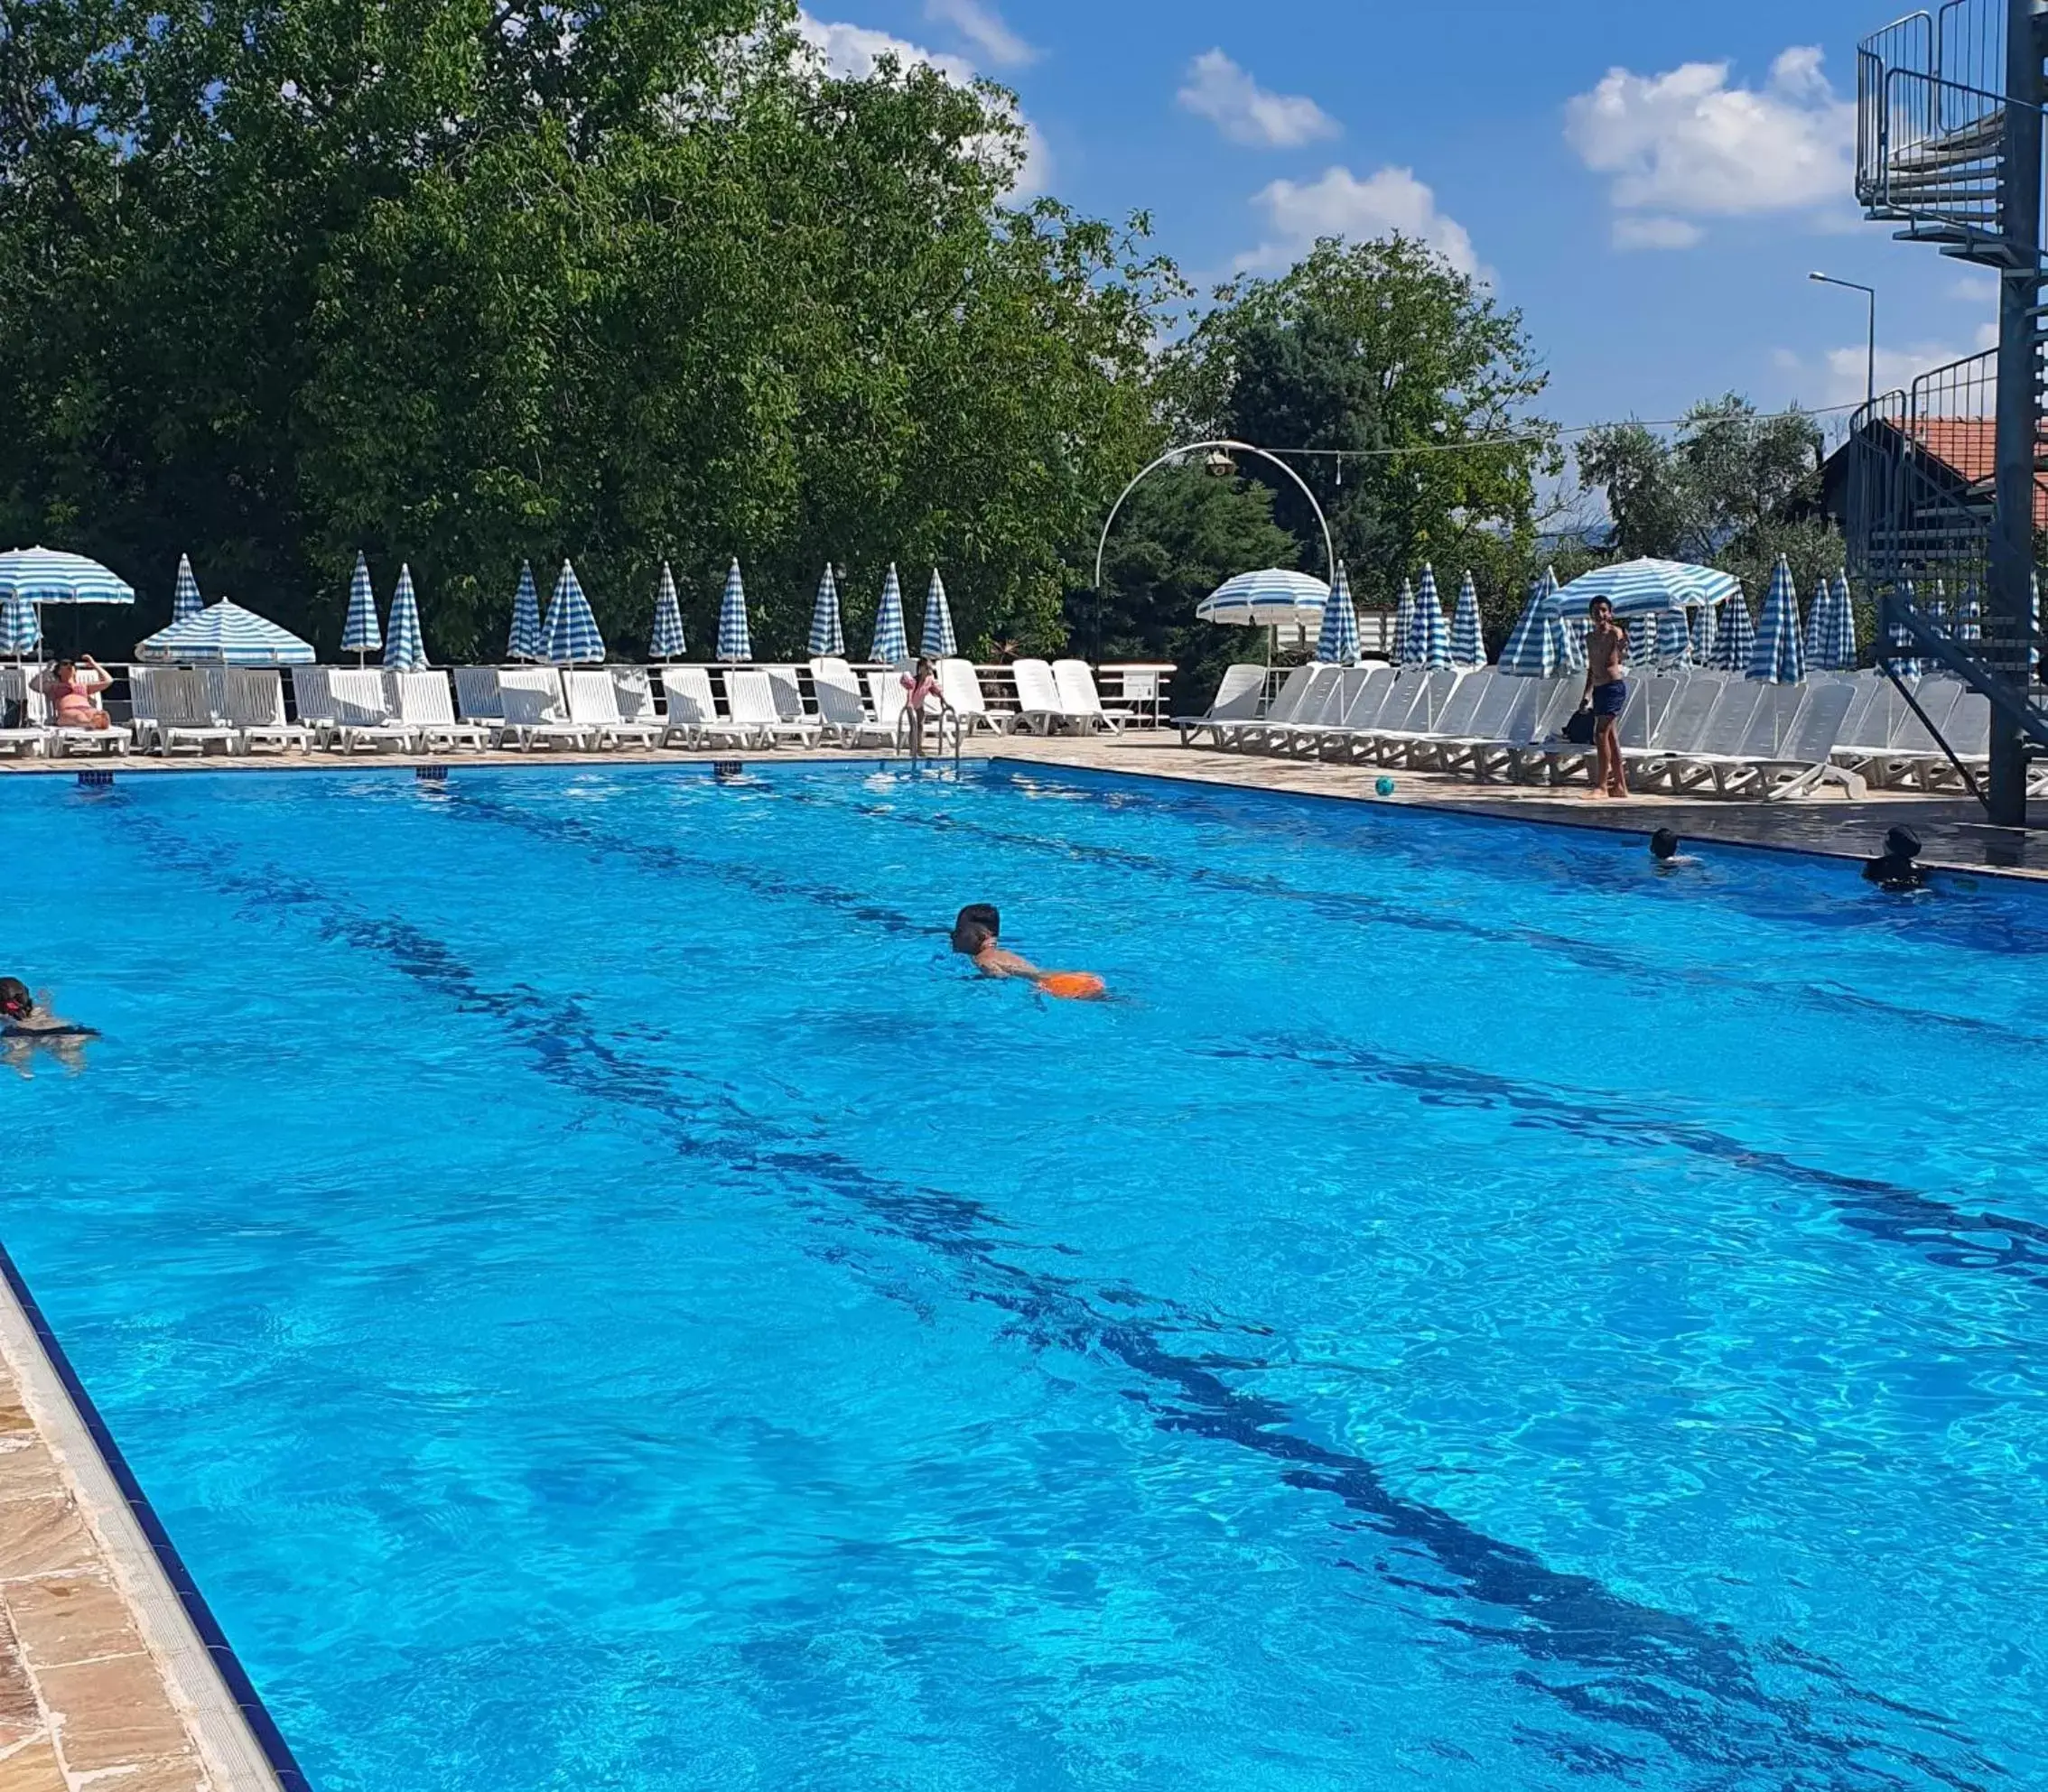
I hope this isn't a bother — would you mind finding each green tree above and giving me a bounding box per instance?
[1165,236,1559,617]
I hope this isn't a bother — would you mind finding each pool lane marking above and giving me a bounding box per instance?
[102,808,2003,1791]
[1212,1035,2048,1293]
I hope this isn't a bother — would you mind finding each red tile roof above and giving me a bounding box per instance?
[1893,417,2048,529]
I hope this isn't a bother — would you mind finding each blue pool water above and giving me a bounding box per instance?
[3,763,2044,1791]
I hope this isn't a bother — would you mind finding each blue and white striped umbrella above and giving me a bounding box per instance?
[1554,556,1740,617]
[1714,584,1756,672]
[0,588,40,656]
[1959,587,1982,643]
[1655,608,1692,664]
[1928,582,1950,658]
[921,568,958,658]
[0,546,135,606]
[172,553,205,623]
[1498,571,1574,676]
[1690,601,1716,663]
[808,564,844,657]
[1807,571,1857,671]
[507,561,544,662]
[384,564,428,670]
[1628,614,1656,663]
[340,551,380,658]
[542,559,606,664]
[1448,570,1485,666]
[871,563,909,662]
[1747,555,1805,682]
[1391,579,1415,664]
[649,562,686,659]
[1410,565,1451,669]
[1196,568,1327,626]
[1315,563,1361,664]
[135,599,313,664]
[716,558,752,662]
[1884,580,1926,676]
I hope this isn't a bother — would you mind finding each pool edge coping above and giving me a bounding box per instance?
[0,1242,312,1792]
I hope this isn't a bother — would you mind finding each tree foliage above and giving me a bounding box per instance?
[0,0,1177,657]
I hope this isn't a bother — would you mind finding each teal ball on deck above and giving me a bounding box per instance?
[1375,776,1395,797]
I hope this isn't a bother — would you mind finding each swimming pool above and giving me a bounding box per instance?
[3,762,2043,1791]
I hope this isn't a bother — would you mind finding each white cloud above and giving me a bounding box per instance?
[925,0,1036,68]
[1612,215,1702,251]
[1233,164,1480,278]
[1178,50,1339,149]
[794,11,1049,195]
[1565,45,1853,242]
[1776,321,1997,407]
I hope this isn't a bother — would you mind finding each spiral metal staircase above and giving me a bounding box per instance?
[1847,0,2048,822]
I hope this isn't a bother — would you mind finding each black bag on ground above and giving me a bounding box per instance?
[0,699,23,730]
[1561,707,1595,745]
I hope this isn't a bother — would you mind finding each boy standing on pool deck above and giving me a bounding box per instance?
[1578,595,1629,801]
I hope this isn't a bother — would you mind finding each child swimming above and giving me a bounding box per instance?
[949,905,1104,999]
[1,978,98,1074]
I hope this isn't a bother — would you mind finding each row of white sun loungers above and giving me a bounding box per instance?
[0,656,1132,758]
[1177,661,2046,801]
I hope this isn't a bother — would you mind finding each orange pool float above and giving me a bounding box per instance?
[1037,971,1106,1001]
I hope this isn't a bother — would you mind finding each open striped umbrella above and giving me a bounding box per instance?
[0,547,134,606]
[507,562,544,662]
[1655,608,1692,664]
[384,564,428,670]
[542,560,605,664]
[172,553,205,623]
[1628,615,1656,662]
[1714,584,1755,672]
[0,588,39,657]
[1554,556,1740,617]
[1196,569,1327,627]
[1747,555,1805,682]
[715,559,752,662]
[1410,565,1451,669]
[1392,579,1415,664]
[1315,563,1360,664]
[136,599,312,664]
[921,569,958,657]
[1499,571,1574,676]
[1448,571,1485,666]
[871,563,908,663]
[340,551,380,660]
[649,562,686,659]
[808,565,844,657]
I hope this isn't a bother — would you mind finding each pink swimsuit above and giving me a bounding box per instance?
[902,673,939,711]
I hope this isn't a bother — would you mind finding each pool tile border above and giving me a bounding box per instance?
[0,1247,308,1792]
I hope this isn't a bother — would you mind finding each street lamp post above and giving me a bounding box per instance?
[1808,272,1877,411]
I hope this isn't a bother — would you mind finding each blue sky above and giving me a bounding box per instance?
[797,0,1997,452]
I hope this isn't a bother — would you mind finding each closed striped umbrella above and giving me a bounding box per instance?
[1747,555,1805,682]
[649,562,686,659]
[921,569,958,658]
[1410,565,1451,669]
[135,599,312,664]
[1655,608,1692,664]
[715,559,752,662]
[507,561,544,662]
[172,553,205,623]
[1498,571,1573,676]
[1392,579,1414,664]
[808,564,844,656]
[1554,556,1740,617]
[1714,584,1756,672]
[1959,587,1982,644]
[0,588,39,657]
[1807,571,1857,671]
[1448,570,1485,666]
[542,560,605,664]
[384,564,428,670]
[1884,580,1925,676]
[340,551,380,660]
[1315,562,1360,664]
[0,546,134,606]
[871,563,908,663]
[1690,601,1716,663]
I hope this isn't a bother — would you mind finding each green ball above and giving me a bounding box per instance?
[1375,775,1395,797]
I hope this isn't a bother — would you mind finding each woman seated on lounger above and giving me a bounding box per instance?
[33,656,113,730]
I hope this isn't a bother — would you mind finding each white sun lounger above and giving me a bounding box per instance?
[1622,675,1725,789]
[1175,664,1265,746]
[1374,668,1496,768]
[387,671,489,752]
[1262,664,1344,754]
[1465,675,1584,782]
[452,667,507,738]
[0,669,42,757]
[325,668,418,753]
[563,669,661,749]
[1008,658,1070,735]
[496,670,586,751]
[1225,664,1320,751]
[811,658,897,747]
[658,666,751,748]
[129,666,237,756]
[762,666,813,732]
[212,668,311,753]
[612,667,657,725]
[1052,660,1131,733]
[1287,664,1392,757]
[14,668,130,757]
[941,659,1010,735]
[729,667,821,747]
[1834,677,1962,789]
[1356,668,1466,766]
[1421,672,1526,775]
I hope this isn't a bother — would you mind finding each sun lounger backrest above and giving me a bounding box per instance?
[452,666,503,721]
[1051,659,1111,720]
[1944,691,1991,757]
[1690,682,1765,756]
[1422,669,1493,738]
[1889,677,1961,753]
[1775,679,1856,764]
[1199,665,1266,723]
[1340,665,1397,729]
[1453,673,1518,739]
[1524,674,1584,743]
[1285,665,1342,728]
[762,665,807,721]
[1489,676,1548,743]
[612,667,655,720]
[1011,658,1065,717]
[939,659,991,718]
[564,668,626,726]
[809,660,871,725]
[1417,668,1462,726]
[392,670,458,726]
[726,668,781,726]
[327,668,396,725]
[1373,666,1430,733]
[867,670,908,725]
[500,686,559,727]
[499,667,566,722]
[1832,674,1883,750]
[1322,665,1373,727]
[1258,664,1316,723]
[1646,675,1719,750]
[1734,684,1802,757]
[289,666,336,725]
[219,668,289,728]
[661,666,717,725]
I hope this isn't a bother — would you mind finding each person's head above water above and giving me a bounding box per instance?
[951,903,1001,955]
[1885,825,1922,861]
[0,980,30,1022]
[1650,828,1680,861]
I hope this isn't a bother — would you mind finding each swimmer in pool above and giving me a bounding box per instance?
[0,978,98,1075]
[949,905,1104,998]
[1862,825,1928,893]
[1648,827,1699,871]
